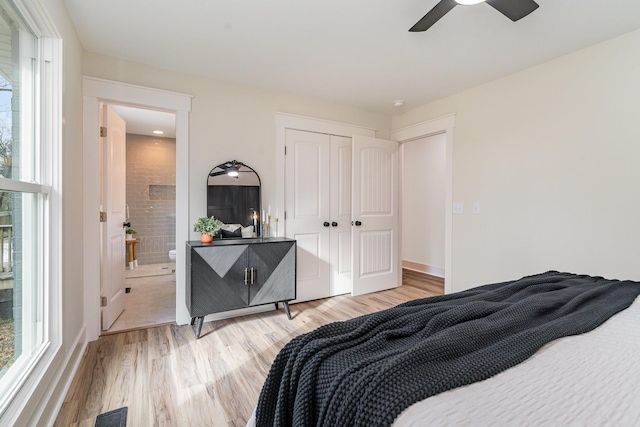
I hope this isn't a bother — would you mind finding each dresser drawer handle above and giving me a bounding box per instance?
[244,268,248,285]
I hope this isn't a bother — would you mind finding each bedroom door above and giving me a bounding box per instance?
[351,135,400,296]
[101,105,127,330]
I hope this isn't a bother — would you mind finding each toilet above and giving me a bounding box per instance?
[169,249,176,261]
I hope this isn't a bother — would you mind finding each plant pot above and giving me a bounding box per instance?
[200,233,213,243]
[126,234,134,240]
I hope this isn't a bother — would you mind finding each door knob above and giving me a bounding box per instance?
[355,220,362,226]
[123,222,131,228]
[331,222,338,227]
[323,221,330,227]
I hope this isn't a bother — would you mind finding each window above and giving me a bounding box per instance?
[0,0,60,417]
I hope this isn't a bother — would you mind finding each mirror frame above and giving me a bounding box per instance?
[207,160,261,238]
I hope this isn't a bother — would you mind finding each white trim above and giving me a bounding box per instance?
[391,113,456,143]
[391,114,455,294]
[0,177,50,193]
[275,112,376,137]
[402,261,446,278]
[26,327,87,426]
[82,77,192,341]
[10,0,61,38]
[83,77,192,112]
[275,112,376,238]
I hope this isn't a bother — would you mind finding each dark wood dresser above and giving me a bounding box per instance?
[186,237,296,338]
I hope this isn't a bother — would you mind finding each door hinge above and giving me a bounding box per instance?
[100,296,107,307]
[100,126,107,137]
[284,211,287,220]
[100,211,107,222]
[284,146,287,155]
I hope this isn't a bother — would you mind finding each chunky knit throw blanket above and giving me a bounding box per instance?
[255,271,640,427]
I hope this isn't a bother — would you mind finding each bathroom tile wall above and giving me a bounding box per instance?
[126,134,176,265]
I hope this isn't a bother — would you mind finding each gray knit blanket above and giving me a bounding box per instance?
[255,271,640,427]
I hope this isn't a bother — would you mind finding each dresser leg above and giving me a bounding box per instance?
[190,317,196,325]
[195,316,204,339]
[283,302,292,320]
[274,302,279,310]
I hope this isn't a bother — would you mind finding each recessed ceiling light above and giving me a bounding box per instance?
[393,100,405,107]
[152,130,164,135]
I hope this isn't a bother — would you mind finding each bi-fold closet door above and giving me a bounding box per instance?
[285,128,399,303]
[285,129,352,302]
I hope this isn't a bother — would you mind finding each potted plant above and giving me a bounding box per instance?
[125,228,137,240]
[193,216,223,243]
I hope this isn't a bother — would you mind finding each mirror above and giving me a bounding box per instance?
[207,160,261,238]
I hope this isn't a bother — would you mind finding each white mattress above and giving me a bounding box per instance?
[394,296,640,426]
[248,297,640,426]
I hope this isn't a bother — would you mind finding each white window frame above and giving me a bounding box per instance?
[0,0,61,424]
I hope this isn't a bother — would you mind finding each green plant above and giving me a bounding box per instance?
[125,229,137,235]
[193,216,223,237]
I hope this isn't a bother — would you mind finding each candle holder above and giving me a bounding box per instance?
[275,217,279,238]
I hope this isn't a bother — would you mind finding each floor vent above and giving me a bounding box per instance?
[95,407,127,427]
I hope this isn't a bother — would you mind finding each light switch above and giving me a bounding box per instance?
[453,203,464,214]
[473,202,480,215]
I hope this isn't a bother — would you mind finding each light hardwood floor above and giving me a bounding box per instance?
[55,270,443,427]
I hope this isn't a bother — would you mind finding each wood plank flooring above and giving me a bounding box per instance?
[55,270,443,427]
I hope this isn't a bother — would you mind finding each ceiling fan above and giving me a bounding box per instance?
[410,0,539,32]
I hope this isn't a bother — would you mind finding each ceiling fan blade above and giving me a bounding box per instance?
[486,0,539,22]
[409,0,457,32]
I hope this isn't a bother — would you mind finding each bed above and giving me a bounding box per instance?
[248,271,640,426]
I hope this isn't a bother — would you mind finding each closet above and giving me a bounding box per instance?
[284,128,400,302]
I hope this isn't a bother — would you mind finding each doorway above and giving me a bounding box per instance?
[104,104,177,333]
[82,77,192,342]
[391,114,455,293]
[401,133,446,278]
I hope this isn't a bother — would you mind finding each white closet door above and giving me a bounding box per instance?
[330,135,352,296]
[285,129,331,302]
[351,135,400,296]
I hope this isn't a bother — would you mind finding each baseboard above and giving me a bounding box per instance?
[203,304,274,323]
[38,326,88,426]
[402,260,445,278]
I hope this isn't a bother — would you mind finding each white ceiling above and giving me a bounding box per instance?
[111,105,176,138]
[64,0,640,116]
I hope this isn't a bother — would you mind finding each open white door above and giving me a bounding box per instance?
[101,105,127,330]
[351,135,399,296]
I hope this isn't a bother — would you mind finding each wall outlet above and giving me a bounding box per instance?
[473,202,481,215]
[453,203,464,214]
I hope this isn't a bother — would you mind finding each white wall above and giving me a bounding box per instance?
[392,28,640,292]
[402,134,446,276]
[82,53,392,234]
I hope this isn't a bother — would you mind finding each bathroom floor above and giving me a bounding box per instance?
[107,263,176,334]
